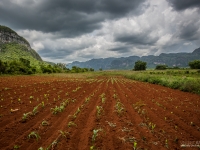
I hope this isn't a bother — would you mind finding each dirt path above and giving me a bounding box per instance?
[0,76,199,149]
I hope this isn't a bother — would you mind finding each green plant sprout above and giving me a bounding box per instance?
[41,101,45,107]
[106,121,116,127]
[133,100,146,110]
[85,97,90,103]
[68,121,77,127]
[59,130,69,138]
[115,101,125,116]
[28,131,40,141]
[13,145,20,149]
[165,139,169,149]
[92,128,102,144]
[133,141,137,150]
[38,147,44,150]
[75,107,81,115]
[22,112,32,122]
[69,107,81,119]
[47,139,59,150]
[51,106,60,114]
[101,97,106,103]
[113,94,117,99]
[148,122,156,132]
[100,93,105,98]
[65,99,70,105]
[96,106,103,117]
[41,120,49,126]
[32,105,39,115]
[51,101,68,114]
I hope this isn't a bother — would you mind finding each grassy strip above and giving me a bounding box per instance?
[124,72,200,94]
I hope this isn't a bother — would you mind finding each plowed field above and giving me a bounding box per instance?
[0,75,200,150]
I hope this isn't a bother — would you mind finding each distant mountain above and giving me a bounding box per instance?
[0,25,42,62]
[67,48,200,70]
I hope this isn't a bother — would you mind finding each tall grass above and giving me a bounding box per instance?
[124,70,200,94]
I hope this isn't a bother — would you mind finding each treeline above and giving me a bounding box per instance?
[0,59,94,75]
[154,60,200,70]
[133,60,200,71]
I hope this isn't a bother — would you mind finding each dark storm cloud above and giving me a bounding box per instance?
[109,47,130,53]
[166,0,200,11]
[0,0,146,38]
[114,32,158,46]
[38,48,73,59]
[178,22,200,41]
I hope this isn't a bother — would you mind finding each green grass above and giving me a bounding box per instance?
[124,69,200,94]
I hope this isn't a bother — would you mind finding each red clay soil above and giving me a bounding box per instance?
[0,75,200,150]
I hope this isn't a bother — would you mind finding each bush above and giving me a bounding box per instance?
[155,65,168,70]
[189,60,200,69]
[0,60,6,74]
[134,60,147,71]
[169,81,182,89]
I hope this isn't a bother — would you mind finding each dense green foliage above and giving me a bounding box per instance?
[71,66,94,73]
[134,60,147,71]
[0,59,94,75]
[0,43,42,61]
[0,59,36,74]
[155,65,168,70]
[189,60,200,69]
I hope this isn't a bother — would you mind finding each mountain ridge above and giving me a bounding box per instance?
[67,48,200,70]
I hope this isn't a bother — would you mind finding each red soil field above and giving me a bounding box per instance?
[0,75,200,150]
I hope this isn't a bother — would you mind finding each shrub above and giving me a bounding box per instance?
[134,60,147,71]
[189,60,200,69]
[155,65,168,70]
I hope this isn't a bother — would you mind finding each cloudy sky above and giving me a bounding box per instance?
[0,0,200,63]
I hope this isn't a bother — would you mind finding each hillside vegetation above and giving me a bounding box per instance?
[0,43,42,65]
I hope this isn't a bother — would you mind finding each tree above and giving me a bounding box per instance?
[155,65,168,70]
[0,60,6,74]
[134,60,147,71]
[189,60,200,69]
[90,68,94,71]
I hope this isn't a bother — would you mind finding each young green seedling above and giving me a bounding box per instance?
[32,105,40,115]
[68,121,77,128]
[59,130,69,138]
[28,131,40,141]
[115,101,125,116]
[22,112,32,122]
[101,97,106,103]
[165,139,169,149]
[96,106,103,117]
[51,106,60,114]
[13,145,20,149]
[148,122,156,132]
[113,94,117,99]
[85,97,90,103]
[133,141,137,150]
[106,121,116,127]
[92,129,102,144]
[41,120,49,126]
